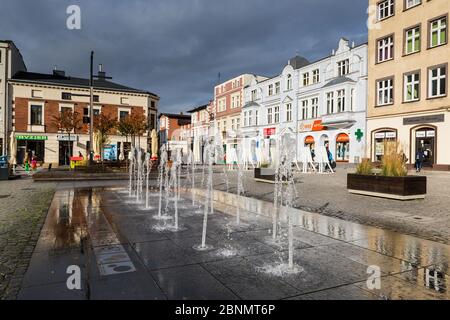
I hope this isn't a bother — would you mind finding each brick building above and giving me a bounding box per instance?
[158,112,191,158]
[9,68,159,166]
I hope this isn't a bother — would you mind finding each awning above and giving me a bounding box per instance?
[305,136,315,144]
[336,133,349,143]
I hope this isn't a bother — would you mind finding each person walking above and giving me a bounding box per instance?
[415,148,425,173]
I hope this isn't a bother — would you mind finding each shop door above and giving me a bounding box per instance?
[27,140,45,162]
[416,131,435,167]
[59,141,73,166]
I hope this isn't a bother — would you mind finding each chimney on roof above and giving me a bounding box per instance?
[180,112,184,115]
[53,68,65,77]
[98,64,106,80]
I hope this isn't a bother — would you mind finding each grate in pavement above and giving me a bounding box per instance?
[0,195,10,199]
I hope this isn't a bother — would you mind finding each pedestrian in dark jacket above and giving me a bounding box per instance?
[415,148,425,172]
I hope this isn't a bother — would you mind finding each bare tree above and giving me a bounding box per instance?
[52,109,83,162]
[93,113,117,161]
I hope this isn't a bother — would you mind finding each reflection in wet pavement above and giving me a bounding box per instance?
[18,185,450,300]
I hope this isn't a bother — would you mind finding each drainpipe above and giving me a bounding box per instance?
[4,44,10,156]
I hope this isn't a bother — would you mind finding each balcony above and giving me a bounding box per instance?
[321,112,356,129]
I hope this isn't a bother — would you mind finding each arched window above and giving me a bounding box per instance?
[287,74,292,91]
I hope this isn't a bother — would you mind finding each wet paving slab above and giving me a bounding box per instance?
[17,185,450,300]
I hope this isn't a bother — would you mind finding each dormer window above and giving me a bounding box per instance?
[286,75,292,90]
[337,59,350,76]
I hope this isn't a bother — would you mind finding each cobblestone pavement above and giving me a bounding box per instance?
[0,178,55,299]
[209,165,450,245]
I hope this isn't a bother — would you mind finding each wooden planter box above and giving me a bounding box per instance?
[347,174,427,200]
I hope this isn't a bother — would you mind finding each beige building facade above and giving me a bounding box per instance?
[367,0,450,169]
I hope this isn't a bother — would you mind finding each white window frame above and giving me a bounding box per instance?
[286,103,292,122]
[311,98,319,118]
[337,90,346,113]
[274,106,280,123]
[268,84,274,96]
[404,72,420,102]
[28,101,45,126]
[303,73,310,86]
[430,17,447,48]
[428,65,447,98]
[378,0,394,21]
[405,26,421,54]
[118,107,131,121]
[267,108,273,124]
[302,100,309,120]
[405,0,421,10]
[275,82,281,94]
[326,92,334,114]
[286,75,292,91]
[312,69,320,83]
[377,36,394,63]
[377,78,394,106]
[337,60,350,76]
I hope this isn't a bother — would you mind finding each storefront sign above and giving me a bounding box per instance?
[299,120,325,132]
[385,132,397,139]
[57,134,77,142]
[263,128,276,137]
[16,135,48,141]
[416,130,435,138]
[403,114,445,125]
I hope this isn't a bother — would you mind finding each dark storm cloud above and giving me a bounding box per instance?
[0,0,368,112]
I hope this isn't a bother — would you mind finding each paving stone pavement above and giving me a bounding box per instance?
[210,165,450,245]
[17,183,450,300]
[0,178,55,299]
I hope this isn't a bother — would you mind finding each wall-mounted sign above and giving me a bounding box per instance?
[16,135,48,141]
[416,130,435,138]
[57,134,77,142]
[299,120,325,133]
[403,114,444,125]
[263,128,276,137]
[374,131,397,139]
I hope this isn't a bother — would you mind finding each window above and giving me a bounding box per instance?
[405,0,421,10]
[378,0,394,21]
[377,78,394,106]
[32,90,43,98]
[312,69,320,83]
[60,106,72,114]
[337,60,350,76]
[274,106,280,123]
[268,84,274,96]
[429,65,447,98]
[303,73,310,86]
[337,90,346,112]
[404,72,420,102]
[326,92,334,114]
[430,17,447,48]
[236,118,240,129]
[255,110,259,126]
[251,90,258,101]
[93,95,100,102]
[286,103,292,122]
[30,105,43,125]
[377,35,394,63]
[311,98,319,118]
[218,98,226,112]
[267,108,273,124]
[405,26,420,54]
[119,110,130,121]
[231,119,235,131]
[61,92,72,100]
[244,112,248,127]
[275,82,281,94]
[286,75,292,90]
[302,100,309,120]
[231,94,240,109]
[151,101,156,108]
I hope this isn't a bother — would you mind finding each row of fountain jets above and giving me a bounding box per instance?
[126,132,300,273]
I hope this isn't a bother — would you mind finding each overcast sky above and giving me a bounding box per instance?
[1,0,368,113]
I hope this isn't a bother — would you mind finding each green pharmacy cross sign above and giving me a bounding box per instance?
[355,129,364,142]
[16,135,48,141]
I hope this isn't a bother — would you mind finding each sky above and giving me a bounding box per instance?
[0,0,368,113]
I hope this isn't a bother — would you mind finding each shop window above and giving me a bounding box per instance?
[336,133,350,162]
[374,131,397,161]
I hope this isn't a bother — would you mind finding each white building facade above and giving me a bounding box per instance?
[242,38,368,165]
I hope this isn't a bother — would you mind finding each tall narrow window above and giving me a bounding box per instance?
[326,92,334,114]
[275,82,281,94]
[251,90,257,101]
[312,69,320,83]
[404,72,420,102]
[405,26,421,54]
[303,73,310,86]
[286,75,292,90]
[337,60,350,76]
[248,111,253,126]
[337,90,346,113]
[302,100,309,120]
[274,106,280,123]
[377,35,394,63]
[311,98,319,118]
[267,108,273,124]
[377,78,394,106]
[429,65,447,98]
[430,17,447,48]
[268,84,274,96]
[30,105,43,125]
[255,110,259,126]
[286,103,292,122]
